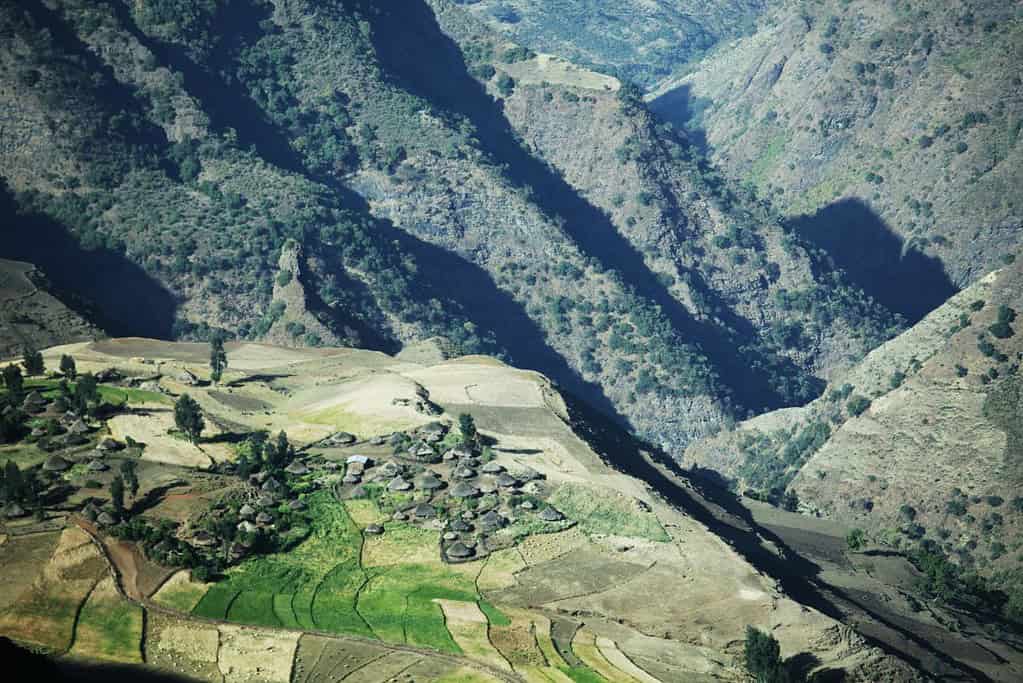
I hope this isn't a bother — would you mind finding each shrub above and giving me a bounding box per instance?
[988,305,1016,339]
[496,73,515,97]
[946,499,968,516]
[955,141,969,154]
[744,627,788,682]
[846,528,866,550]
[847,395,871,417]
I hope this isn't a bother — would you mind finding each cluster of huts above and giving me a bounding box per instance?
[325,422,568,562]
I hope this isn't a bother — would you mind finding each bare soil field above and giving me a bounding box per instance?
[145,611,222,682]
[0,531,60,609]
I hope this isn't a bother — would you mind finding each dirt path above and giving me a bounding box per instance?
[71,520,523,683]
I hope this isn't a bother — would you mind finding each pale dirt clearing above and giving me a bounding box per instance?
[408,360,547,408]
[289,371,432,438]
[341,651,423,682]
[501,53,620,91]
[217,624,301,683]
[107,411,228,467]
[477,548,527,591]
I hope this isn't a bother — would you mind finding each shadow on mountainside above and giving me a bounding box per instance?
[560,391,994,681]
[98,0,306,176]
[0,637,202,683]
[351,0,810,415]
[647,82,713,155]
[789,199,957,324]
[0,183,177,339]
[330,185,625,423]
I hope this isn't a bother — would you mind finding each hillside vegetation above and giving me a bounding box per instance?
[0,0,904,454]
[654,0,1023,291]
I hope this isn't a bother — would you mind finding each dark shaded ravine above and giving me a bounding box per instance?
[561,391,995,681]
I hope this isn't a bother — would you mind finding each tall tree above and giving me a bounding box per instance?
[174,394,205,443]
[59,355,77,380]
[458,412,478,444]
[2,364,23,395]
[209,334,228,383]
[22,348,44,376]
[110,475,125,516]
[120,460,139,499]
[73,373,99,416]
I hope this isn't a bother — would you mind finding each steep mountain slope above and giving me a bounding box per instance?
[652,0,1023,293]
[0,258,101,358]
[686,258,1023,618]
[451,0,768,87]
[0,0,901,454]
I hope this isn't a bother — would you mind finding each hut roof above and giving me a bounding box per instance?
[87,459,108,472]
[239,504,256,519]
[255,493,276,507]
[538,506,565,522]
[177,369,198,384]
[262,478,284,492]
[2,502,26,519]
[452,466,476,480]
[284,461,309,475]
[346,454,371,465]
[449,482,479,499]
[496,473,519,488]
[446,542,474,559]
[96,437,122,451]
[256,512,273,524]
[413,503,437,519]
[481,462,504,474]
[365,524,384,535]
[478,481,498,495]
[23,391,46,406]
[387,476,412,492]
[479,511,506,530]
[97,511,118,526]
[378,461,401,477]
[43,455,71,472]
[414,443,436,457]
[237,520,258,534]
[416,474,444,490]
[69,419,90,434]
[449,519,473,532]
[349,485,368,499]
[288,499,307,511]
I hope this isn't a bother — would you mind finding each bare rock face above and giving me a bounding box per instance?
[263,241,341,349]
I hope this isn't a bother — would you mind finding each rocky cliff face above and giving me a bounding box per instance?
[653,0,1023,293]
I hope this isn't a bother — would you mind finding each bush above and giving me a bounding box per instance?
[496,74,515,97]
[846,528,866,551]
[847,395,871,417]
[744,626,790,682]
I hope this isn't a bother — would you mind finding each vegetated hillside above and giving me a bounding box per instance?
[686,258,1023,618]
[0,0,901,454]
[652,0,1023,293]
[0,258,101,358]
[450,0,768,87]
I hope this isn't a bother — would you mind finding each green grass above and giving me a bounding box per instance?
[549,484,669,542]
[73,593,143,662]
[226,590,279,626]
[97,385,170,405]
[272,593,301,628]
[559,666,607,683]
[192,586,239,619]
[478,601,510,627]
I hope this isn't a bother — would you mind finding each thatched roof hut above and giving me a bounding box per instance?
[387,476,412,492]
[96,437,122,451]
[496,473,519,488]
[288,499,307,511]
[365,524,384,535]
[68,419,90,435]
[43,455,71,472]
[2,502,26,519]
[449,519,473,533]
[413,503,437,519]
[256,512,273,525]
[539,506,565,522]
[346,454,371,466]
[481,462,504,474]
[416,473,444,491]
[87,459,108,472]
[446,542,474,559]
[449,482,479,499]
[452,466,476,480]
[239,504,256,519]
[97,511,118,526]
[479,511,506,532]
[284,461,309,475]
